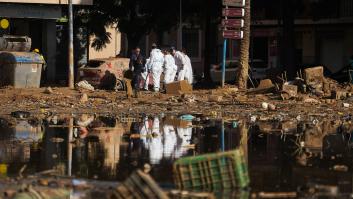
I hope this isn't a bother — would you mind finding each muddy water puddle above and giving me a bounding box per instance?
[0,114,352,196]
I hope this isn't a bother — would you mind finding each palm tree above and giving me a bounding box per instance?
[237,0,251,89]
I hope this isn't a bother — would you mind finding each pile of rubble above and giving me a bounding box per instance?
[249,66,353,105]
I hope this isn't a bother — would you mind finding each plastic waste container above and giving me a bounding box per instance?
[0,51,44,88]
[0,35,32,52]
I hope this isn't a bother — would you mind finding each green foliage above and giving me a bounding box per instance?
[77,0,180,50]
[75,0,120,50]
[76,0,222,50]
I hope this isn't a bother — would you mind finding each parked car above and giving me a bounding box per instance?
[210,60,239,83]
[78,57,130,90]
[210,59,269,83]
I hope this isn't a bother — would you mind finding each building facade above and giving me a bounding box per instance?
[248,0,353,78]
[132,0,353,81]
[89,25,122,60]
[0,0,92,83]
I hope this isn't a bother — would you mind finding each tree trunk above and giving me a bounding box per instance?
[239,121,248,164]
[237,0,251,89]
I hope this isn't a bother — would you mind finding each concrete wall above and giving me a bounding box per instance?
[0,0,92,5]
[89,25,122,60]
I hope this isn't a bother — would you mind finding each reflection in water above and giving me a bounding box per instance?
[139,117,192,165]
[0,115,352,195]
[251,119,353,194]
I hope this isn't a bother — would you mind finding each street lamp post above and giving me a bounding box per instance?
[179,0,183,49]
[68,0,74,88]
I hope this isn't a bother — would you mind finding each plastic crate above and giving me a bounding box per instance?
[168,190,215,199]
[173,149,249,190]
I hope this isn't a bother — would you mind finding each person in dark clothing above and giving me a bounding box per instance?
[129,47,145,91]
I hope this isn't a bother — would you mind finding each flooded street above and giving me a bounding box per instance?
[0,114,352,197]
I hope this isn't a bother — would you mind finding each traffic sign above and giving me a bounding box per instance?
[222,8,245,17]
[223,0,245,7]
[222,19,244,28]
[223,30,243,39]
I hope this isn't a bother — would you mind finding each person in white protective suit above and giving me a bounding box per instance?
[170,47,187,81]
[141,58,150,91]
[139,116,150,149]
[175,123,193,158]
[149,117,163,164]
[163,49,178,84]
[139,117,163,165]
[162,124,177,159]
[182,49,193,84]
[146,43,164,92]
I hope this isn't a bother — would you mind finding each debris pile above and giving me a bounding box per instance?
[76,80,95,91]
[248,66,353,106]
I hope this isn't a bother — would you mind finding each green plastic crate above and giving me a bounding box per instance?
[173,149,249,191]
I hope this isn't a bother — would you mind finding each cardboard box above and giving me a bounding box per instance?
[164,117,191,128]
[282,84,298,97]
[166,80,192,95]
[304,66,324,91]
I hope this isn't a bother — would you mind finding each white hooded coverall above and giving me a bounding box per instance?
[183,54,193,84]
[139,117,163,165]
[163,54,178,84]
[173,51,187,81]
[147,49,164,92]
[175,126,193,158]
[141,59,150,90]
[162,125,177,158]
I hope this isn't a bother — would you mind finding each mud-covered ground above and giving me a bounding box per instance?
[0,86,352,122]
[0,84,353,198]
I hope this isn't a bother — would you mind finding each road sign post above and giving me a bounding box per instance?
[222,19,244,28]
[222,8,245,17]
[221,0,244,88]
[222,38,227,87]
[223,30,244,39]
[223,0,245,7]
